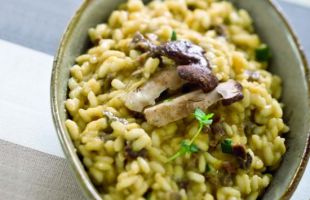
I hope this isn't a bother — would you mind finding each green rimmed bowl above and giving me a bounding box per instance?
[51,0,310,199]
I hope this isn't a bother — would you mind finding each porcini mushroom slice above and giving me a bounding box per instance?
[177,64,219,92]
[144,80,243,127]
[132,32,219,92]
[124,69,186,112]
[216,79,244,105]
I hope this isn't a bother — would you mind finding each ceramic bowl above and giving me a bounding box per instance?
[51,0,310,199]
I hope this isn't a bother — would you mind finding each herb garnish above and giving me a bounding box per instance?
[255,44,271,62]
[167,108,214,162]
[221,138,233,154]
[167,140,199,161]
[171,30,177,41]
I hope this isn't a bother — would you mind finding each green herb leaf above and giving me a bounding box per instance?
[180,140,190,149]
[171,30,177,41]
[194,108,205,120]
[179,140,199,153]
[194,108,214,126]
[255,44,271,62]
[221,139,233,154]
[167,109,214,162]
[190,144,199,153]
[168,140,199,161]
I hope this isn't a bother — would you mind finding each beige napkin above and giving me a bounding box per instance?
[0,140,84,200]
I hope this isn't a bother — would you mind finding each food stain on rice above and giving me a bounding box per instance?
[64,0,289,199]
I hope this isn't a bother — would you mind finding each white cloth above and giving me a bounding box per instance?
[0,39,64,157]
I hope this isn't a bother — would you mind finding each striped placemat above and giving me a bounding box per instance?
[0,0,309,199]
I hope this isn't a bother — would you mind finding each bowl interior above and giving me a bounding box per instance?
[52,0,310,199]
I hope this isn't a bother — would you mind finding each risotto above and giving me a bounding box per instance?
[64,0,289,199]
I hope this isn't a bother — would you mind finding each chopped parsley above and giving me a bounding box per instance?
[221,139,233,154]
[255,44,271,62]
[171,30,178,41]
[167,108,213,162]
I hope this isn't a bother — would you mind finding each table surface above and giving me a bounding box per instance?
[0,0,309,199]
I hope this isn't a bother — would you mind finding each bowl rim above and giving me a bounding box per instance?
[51,0,102,199]
[268,1,310,199]
[50,0,310,199]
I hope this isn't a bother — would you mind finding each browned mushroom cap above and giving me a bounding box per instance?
[231,144,253,169]
[178,64,219,92]
[144,80,243,127]
[124,69,186,112]
[152,40,207,65]
[232,144,247,160]
[154,40,219,92]
[131,32,219,92]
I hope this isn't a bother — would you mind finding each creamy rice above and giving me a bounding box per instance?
[65,0,289,199]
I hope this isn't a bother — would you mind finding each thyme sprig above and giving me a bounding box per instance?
[167,108,214,162]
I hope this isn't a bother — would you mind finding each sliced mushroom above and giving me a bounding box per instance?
[236,152,252,169]
[178,64,219,92]
[151,39,207,66]
[217,79,244,105]
[144,80,243,127]
[243,153,253,169]
[232,144,247,160]
[144,90,216,127]
[231,144,253,169]
[124,69,186,112]
[132,32,219,92]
